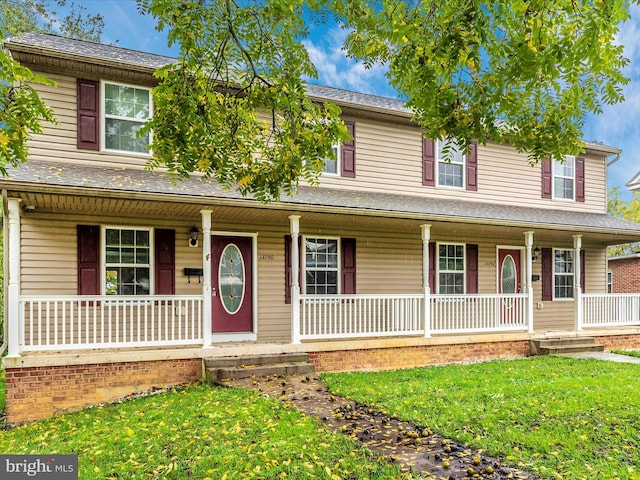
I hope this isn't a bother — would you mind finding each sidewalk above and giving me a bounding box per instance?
[556,351,640,363]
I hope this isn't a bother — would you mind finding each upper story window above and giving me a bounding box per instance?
[104,227,151,295]
[437,139,466,188]
[553,249,574,299]
[102,82,151,154]
[438,243,465,294]
[322,144,340,175]
[553,155,575,200]
[304,237,339,294]
[423,138,477,191]
[542,155,584,202]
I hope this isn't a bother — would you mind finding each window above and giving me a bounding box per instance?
[607,271,613,293]
[553,156,575,200]
[102,82,151,154]
[322,144,340,175]
[437,138,465,188]
[554,249,574,299]
[104,227,151,295]
[304,237,339,294]
[438,243,465,294]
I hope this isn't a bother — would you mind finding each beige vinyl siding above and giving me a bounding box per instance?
[27,73,151,168]
[315,116,608,214]
[27,74,608,215]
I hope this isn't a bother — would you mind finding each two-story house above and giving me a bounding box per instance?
[4,32,640,425]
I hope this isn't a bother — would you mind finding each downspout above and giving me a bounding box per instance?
[0,189,7,357]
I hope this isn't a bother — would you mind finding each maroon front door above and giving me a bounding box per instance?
[498,249,522,323]
[212,236,253,333]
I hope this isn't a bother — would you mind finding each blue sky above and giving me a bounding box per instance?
[56,0,640,198]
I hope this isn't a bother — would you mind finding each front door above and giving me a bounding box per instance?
[212,236,253,333]
[498,249,522,322]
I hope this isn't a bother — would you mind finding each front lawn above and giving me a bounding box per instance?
[323,356,640,480]
[0,384,417,479]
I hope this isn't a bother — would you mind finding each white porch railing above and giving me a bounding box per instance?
[300,294,424,340]
[582,293,640,327]
[19,295,203,352]
[299,293,527,340]
[431,293,527,334]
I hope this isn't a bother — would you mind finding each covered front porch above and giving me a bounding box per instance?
[6,199,640,356]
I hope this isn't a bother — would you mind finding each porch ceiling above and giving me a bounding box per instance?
[3,160,640,245]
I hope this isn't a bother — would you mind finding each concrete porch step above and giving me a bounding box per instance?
[531,337,605,355]
[204,353,315,384]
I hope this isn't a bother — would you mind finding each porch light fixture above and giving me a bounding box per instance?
[189,225,200,248]
[532,247,541,261]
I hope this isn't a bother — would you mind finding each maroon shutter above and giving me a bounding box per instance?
[580,250,586,293]
[542,248,553,301]
[77,79,99,150]
[341,121,356,177]
[77,225,100,295]
[541,158,552,199]
[466,142,478,191]
[429,241,436,294]
[422,137,435,186]
[341,238,356,294]
[576,157,585,202]
[466,244,478,293]
[155,229,175,295]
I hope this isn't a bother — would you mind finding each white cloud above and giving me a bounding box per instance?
[302,25,398,99]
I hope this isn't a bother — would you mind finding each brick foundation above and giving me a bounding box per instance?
[598,334,640,351]
[309,340,531,372]
[4,358,202,425]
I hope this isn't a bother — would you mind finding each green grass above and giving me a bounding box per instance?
[322,356,640,480]
[611,348,640,358]
[0,384,417,479]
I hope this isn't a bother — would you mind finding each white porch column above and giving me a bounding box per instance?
[573,234,583,331]
[421,224,432,338]
[524,231,535,333]
[290,215,301,344]
[7,198,22,358]
[201,209,213,348]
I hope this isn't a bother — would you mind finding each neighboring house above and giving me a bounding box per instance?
[627,170,640,191]
[608,253,640,293]
[3,32,640,424]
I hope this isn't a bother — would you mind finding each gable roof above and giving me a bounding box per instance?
[627,170,640,191]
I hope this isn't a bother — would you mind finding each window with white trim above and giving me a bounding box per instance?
[437,138,465,188]
[102,81,151,154]
[105,227,151,295]
[607,271,613,293]
[322,144,340,175]
[554,249,574,299]
[553,155,575,200]
[438,243,465,294]
[304,237,339,294]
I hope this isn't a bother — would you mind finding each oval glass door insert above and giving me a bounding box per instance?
[501,254,516,307]
[219,244,245,314]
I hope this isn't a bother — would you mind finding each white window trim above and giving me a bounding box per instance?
[552,155,576,201]
[607,270,613,294]
[435,139,466,189]
[322,143,341,176]
[100,80,153,156]
[436,241,466,294]
[102,226,154,295]
[552,248,574,301]
[302,235,341,294]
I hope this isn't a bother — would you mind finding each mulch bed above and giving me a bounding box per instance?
[219,373,539,480]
